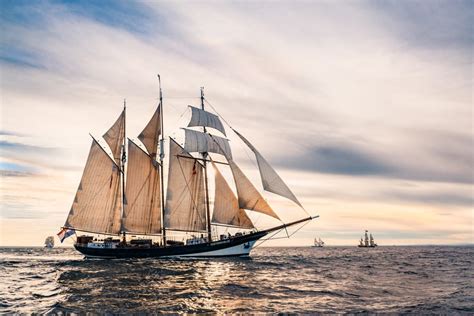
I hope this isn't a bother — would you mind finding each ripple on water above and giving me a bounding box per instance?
[0,246,473,314]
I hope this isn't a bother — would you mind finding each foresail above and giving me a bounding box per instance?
[122,141,161,234]
[233,129,303,208]
[65,140,122,234]
[184,128,232,158]
[103,110,125,164]
[227,159,280,220]
[211,161,254,229]
[164,139,207,232]
[188,106,226,136]
[138,105,161,157]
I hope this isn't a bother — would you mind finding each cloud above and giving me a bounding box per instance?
[276,142,393,176]
[0,0,471,245]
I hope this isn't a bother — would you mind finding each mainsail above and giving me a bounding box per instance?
[65,139,122,234]
[164,139,207,232]
[122,140,161,234]
[187,106,226,136]
[103,110,125,164]
[184,129,232,158]
[211,161,254,229]
[138,106,161,157]
[227,159,280,220]
[233,129,303,208]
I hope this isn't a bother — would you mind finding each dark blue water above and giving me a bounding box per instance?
[0,246,472,314]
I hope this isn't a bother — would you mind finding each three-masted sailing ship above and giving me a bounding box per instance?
[60,77,317,258]
[358,230,377,247]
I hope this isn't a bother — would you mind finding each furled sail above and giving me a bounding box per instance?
[184,128,232,158]
[65,140,122,234]
[122,141,161,234]
[211,161,254,229]
[187,106,226,136]
[164,139,207,232]
[233,129,302,208]
[227,159,280,220]
[103,110,125,164]
[138,105,161,157]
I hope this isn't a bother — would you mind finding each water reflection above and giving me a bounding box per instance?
[1,246,473,314]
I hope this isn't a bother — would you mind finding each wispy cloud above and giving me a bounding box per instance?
[0,0,471,245]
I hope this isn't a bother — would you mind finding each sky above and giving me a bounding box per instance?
[0,0,472,246]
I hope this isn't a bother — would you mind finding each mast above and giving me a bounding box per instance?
[158,74,167,246]
[121,99,127,243]
[201,87,212,242]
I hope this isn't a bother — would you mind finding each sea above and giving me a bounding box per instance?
[0,246,472,314]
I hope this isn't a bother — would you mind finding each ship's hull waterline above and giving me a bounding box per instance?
[74,231,268,259]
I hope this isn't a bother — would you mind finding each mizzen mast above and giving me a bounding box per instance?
[121,99,127,243]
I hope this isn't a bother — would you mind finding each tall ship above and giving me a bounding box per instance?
[59,76,317,258]
[313,237,325,247]
[358,230,377,247]
[44,236,54,248]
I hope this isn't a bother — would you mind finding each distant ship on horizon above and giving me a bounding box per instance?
[44,236,54,249]
[313,237,325,247]
[358,230,377,247]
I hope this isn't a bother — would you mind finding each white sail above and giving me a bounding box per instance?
[227,159,280,220]
[233,129,302,208]
[103,110,125,164]
[138,105,161,157]
[188,106,226,136]
[211,161,254,229]
[184,128,232,158]
[122,141,161,234]
[65,140,122,234]
[164,139,207,232]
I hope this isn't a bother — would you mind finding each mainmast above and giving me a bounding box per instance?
[201,87,212,242]
[121,99,127,243]
[158,75,167,246]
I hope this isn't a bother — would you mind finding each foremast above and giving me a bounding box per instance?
[200,87,213,243]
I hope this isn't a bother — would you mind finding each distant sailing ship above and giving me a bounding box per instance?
[313,237,325,247]
[59,76,317,258]
[44,236,54,248]
[358,230,377,247]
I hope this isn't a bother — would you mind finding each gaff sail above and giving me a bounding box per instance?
[122,140,161,234]
[65,139,122,234]
[164,139,207,232]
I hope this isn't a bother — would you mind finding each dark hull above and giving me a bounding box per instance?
[74,231,268,258]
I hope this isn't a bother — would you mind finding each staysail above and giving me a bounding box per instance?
[227,159,280,220]
[187,106,226,136]
[164,139,207,232]
[103,110,125,164]
[65,139,122,234]
[122,140,161,234]
[138,105,161,157]
[233,129,302,208]
[184,128,232,158]
[211,161,254,229]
